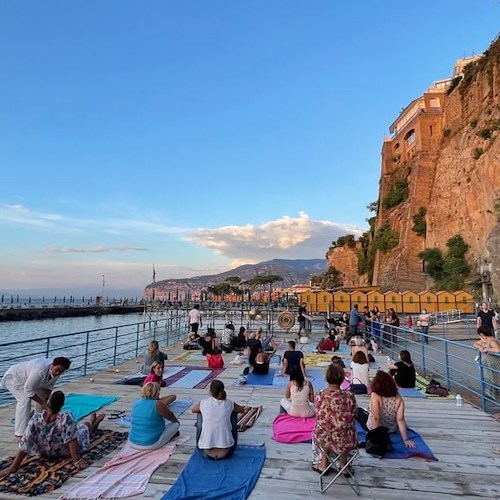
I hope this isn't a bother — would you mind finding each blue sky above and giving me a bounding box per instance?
[0,1,498,294]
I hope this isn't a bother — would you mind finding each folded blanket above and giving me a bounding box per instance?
[237,406,262,432]
[162,444,266,500]
[60,436,189,499]
[0,429,127,496]
[398,387,427,398]
[272,412,316,443]
[356,422,437,460]
[63,394,119,421]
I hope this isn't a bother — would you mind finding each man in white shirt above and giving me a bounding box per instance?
[187,304,202,334]
[1,356,71,438]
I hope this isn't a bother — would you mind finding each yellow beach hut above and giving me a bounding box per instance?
[367,290,385,313]
[401,291,420,314]
[349,291,368,310]
[299,291,317,312]
[384,291,403,314]
[316,291,333,313]
[333,290,350,313]
[418,291,437,313]
[454,291,474,314]
[436,291,456,312]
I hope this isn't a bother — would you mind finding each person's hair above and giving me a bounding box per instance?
[150,361,163,374]
[480,301,487,308]
[354,337,364,346]
[289,365,305,390]
[52,357,71,370]
[239,326,246,335]
[326,363,345,385]
[328,329,336,339]
[421,308,427,314]
[478,326,494,337]
[399,350,413,365]
[331,356,345,368]
[209,379,226,400]
[147,340,159,356]
[47,390,65,413]
[142,382,161,399]
[288,340,296,349]
[373,306,379,313]
[371,370,398,397]
[194,304,200,309]
[352,351,368,364]
[353,304,358,309]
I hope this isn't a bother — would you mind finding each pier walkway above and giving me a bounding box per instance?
[0,338,499,499]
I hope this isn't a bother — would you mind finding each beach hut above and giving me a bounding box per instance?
[418,291,437,313]
[384,290,403,314]
[349,290,368,310]
[436,291,456,312]
[367,290,385,313]
[333,290,350,313]
[401,291,420,314]
[316,291,333,313]
[299,291,317,312]
[454,291,474,314]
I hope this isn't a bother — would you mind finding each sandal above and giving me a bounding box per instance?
[108,410,126,420]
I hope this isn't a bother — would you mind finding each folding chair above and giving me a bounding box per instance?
[319,447,361,496]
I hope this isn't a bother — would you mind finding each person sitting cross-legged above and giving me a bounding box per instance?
[281,340,305,378]
[280,365,315,418]
[0,390,104,477]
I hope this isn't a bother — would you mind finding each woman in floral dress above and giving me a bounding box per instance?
[0,391,105,477]
[312,363,357,473]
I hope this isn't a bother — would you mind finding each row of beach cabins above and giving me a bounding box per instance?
[297,289,475,314]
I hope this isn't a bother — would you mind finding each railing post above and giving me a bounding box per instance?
[421,340,426,377]
[113,327,118,365]
[444,340,451,390]
[136,324,140,357]
[45,337,51,358]
[83,331,90,376]
[478,354,487,412]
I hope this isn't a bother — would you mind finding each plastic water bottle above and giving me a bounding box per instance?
[455,394,462,407]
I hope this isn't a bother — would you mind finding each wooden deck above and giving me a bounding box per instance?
[0,337,499,500]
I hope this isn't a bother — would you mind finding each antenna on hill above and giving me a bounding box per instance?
[153,264,156,283]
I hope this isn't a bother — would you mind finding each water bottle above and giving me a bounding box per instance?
[455,394,462,407]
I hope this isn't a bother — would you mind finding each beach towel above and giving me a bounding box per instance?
[237,406,262,432]
[303,353,337,367]
[163,366,225,389]
[60,436,189,499]
[398,387,427,398]
[174,351,205,362]
[162,444,266,500]
[0,429,127,497]
[356,422,437,460]
[62,394,119,421]
[415,375,454,399]
[272,413,316,443]
[116,399,194,427]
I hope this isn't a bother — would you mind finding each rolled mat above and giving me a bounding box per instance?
[237,406,263,432]
[161,444,266,500]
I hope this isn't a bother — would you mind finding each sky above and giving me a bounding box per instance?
[0,1,498,296]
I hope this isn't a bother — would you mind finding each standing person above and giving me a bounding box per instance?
[473,326,500,401]
[476,302,497,335]
[192,380,245,460]
[418,308,431,344]
[1,357,71,439]
[187,304,202,334]
[349,304,365,338]
[298,302,308,335]
[281,340,306,378]
[363,306,372,336]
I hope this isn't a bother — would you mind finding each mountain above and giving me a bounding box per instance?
[143,258,327,298]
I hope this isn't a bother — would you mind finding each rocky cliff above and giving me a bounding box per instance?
[326,243,368,288]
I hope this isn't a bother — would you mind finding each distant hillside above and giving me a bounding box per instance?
[143,258,326,298]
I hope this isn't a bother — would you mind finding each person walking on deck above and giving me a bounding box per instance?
[187,304,202,334]
[476,302,497,335]
[1,357,71,438]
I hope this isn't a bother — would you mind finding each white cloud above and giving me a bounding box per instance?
[46,244,148,254]
[186,212,362,262]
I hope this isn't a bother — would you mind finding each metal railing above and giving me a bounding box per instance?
[0,312,187,405]
[371,321,499,412]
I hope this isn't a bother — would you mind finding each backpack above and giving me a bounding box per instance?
[425,379,450,397]
[206,353,224,369]
[365,426,393,458]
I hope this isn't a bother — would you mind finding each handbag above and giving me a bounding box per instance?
[206,353,224,369]
[349,377,368,395]
[365,426,393,457]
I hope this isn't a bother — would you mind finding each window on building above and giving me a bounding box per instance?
[404,129,416,146]
[409,296,414,303]
[430,125,433,136]
[429,98,440,109]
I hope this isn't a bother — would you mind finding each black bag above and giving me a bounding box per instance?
[365,426,393,458]
[349,377,368,395]
[183,342,201,351]
[425,379,450,397]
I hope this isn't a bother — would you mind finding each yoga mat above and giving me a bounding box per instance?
[169,370,213,388]
[269,353,281,366]
[272,413,315,443]
[162,444,266,500]
[117,399,194,427]
[194,368,225,389]
[356,422,437,461]
[415,375,454,399]
[337,343,351,355]
[398,387,427,398]
[63,394,119,421]
[246,368,276,386]
[174,351,204,361]
[163,366,186,379]
[0,429,128,496]
[305,369,327,391]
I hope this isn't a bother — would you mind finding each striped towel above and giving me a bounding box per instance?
[237,406,263,432]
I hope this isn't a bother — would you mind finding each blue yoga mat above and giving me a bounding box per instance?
[246,368,276,386]
[305,368,327,391]
[162,444,266,500]
[169,370,212,388]
[356,422,437,460]
[398,387,427,398]
[62,393,119,421]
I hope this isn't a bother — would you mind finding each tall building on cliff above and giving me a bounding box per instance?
[372,55,491,292]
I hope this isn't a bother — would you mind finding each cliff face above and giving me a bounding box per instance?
[326,243,369,288]
[372,37,500,295]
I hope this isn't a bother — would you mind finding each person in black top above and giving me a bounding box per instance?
[298,303,308,334]
[246,332,263,366]
[281,340,305,377]
[476,302,497,335]
[388,350,416,388]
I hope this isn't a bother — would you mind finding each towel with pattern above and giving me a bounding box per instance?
[0,430,128,497]
[237,406,263,432]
